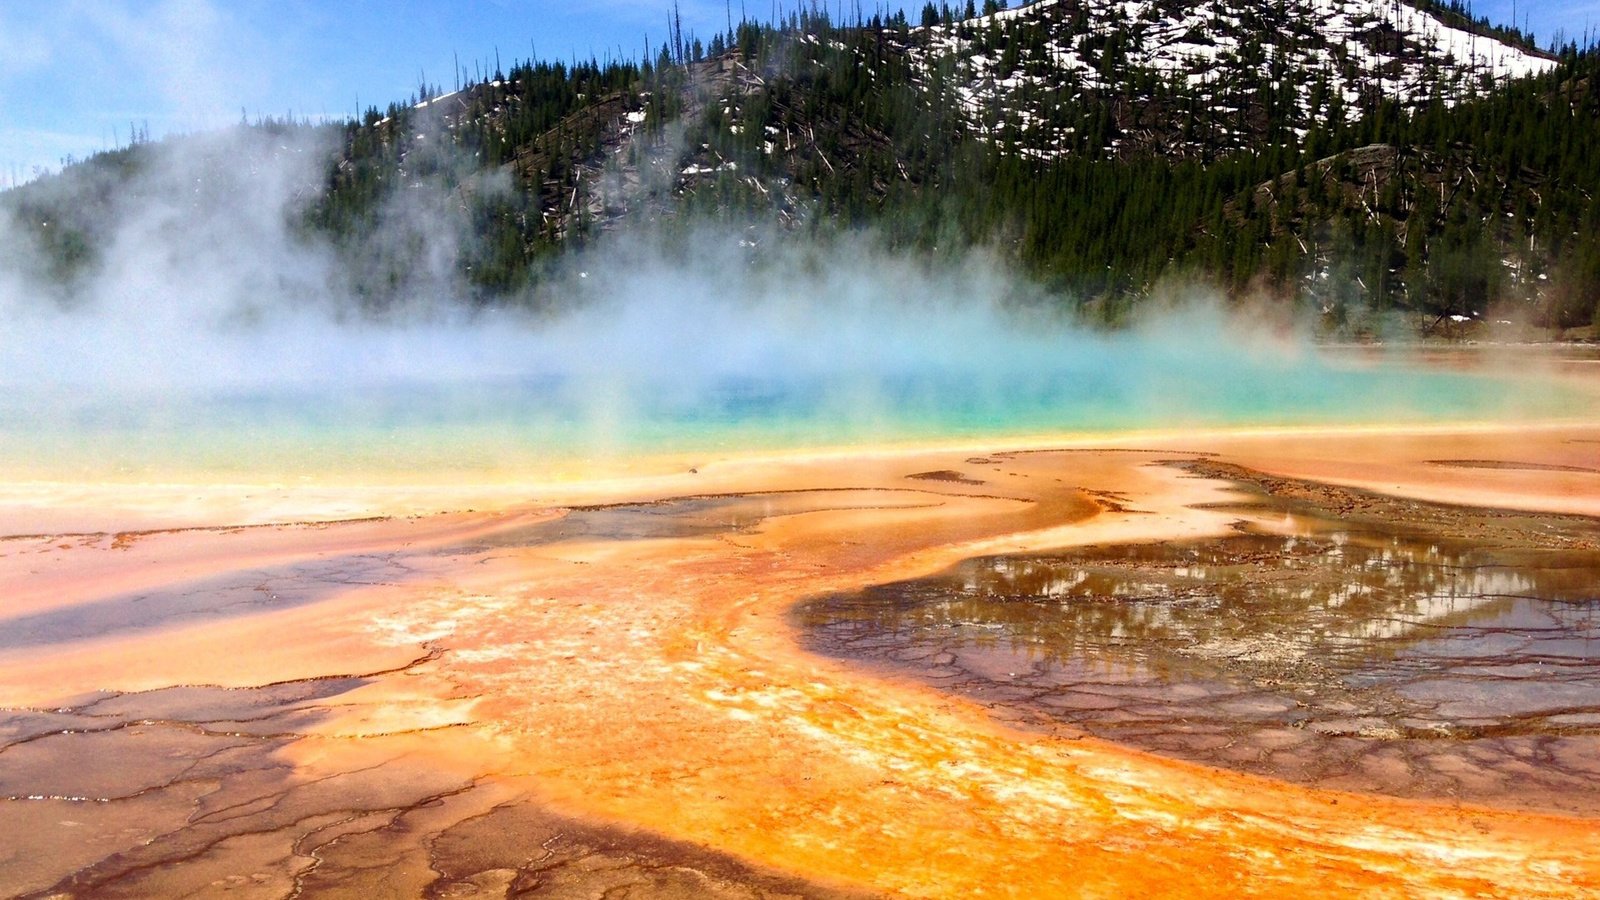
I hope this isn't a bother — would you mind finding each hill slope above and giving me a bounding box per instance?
[4,0,1595,333]
[915,0,1553,159]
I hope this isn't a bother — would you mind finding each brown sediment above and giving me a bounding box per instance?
[1426,458,1600,474]
[0,431,1598,896]
[906,469,986,485]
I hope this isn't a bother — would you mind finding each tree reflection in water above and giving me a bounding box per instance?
[799,495,1600,815]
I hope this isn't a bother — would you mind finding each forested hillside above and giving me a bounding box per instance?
[6,0,1597,334]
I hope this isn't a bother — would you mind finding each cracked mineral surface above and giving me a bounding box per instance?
[2,415,1599,897]
[799,461,1600,817]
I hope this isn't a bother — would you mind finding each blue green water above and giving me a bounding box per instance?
[2,345,1591,481]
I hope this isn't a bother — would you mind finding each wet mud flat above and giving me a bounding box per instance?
[798,460,1600,816]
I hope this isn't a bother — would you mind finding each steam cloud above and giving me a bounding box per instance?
[0,122,1177,394]
[0,123,1575,477]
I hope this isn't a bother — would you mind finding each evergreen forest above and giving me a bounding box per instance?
[7,1,1599,335]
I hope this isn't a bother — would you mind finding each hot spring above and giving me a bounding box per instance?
[3,322,1592,482]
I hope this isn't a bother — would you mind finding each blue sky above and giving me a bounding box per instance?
[1,0,1592,185]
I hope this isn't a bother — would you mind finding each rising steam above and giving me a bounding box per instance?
[0,124,1583,479]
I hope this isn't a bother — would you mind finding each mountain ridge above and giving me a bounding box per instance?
[912,0,1556,158]
[4,0,1596,334]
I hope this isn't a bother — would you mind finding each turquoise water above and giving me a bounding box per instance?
[1,344,1590,481]
[4,190,1592,483]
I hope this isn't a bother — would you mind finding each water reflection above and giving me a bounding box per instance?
[447,489,936,551]
[797,497,1600,814]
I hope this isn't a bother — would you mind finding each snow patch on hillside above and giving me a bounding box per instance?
[908,0,1555,158]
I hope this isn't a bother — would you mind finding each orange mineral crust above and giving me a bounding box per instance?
[1,428,1598,897]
